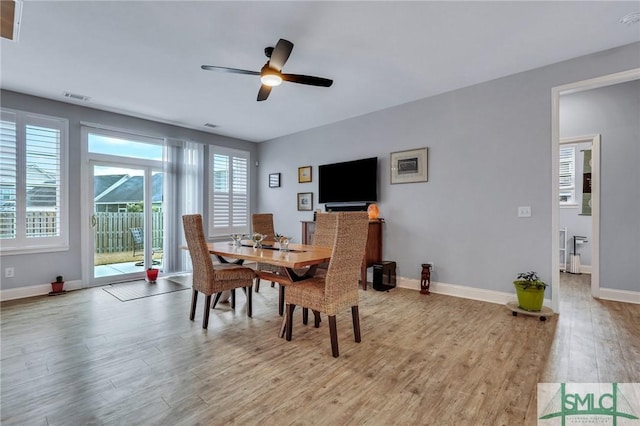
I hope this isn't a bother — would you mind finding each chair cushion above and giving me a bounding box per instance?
[214,263,256,281]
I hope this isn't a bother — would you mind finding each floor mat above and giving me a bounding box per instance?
[102,278,189,302]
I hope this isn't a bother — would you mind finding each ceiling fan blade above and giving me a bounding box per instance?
[257,85,272,101]
[268,39,294,71]
[282,74,333,87]
[201,65,260,76]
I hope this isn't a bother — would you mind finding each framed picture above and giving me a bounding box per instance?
[297,192,313,211]
[269,173,281,188]
[298,166,312,183]
[390,147,428,184]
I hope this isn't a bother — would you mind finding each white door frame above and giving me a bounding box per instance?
[550,68,640,313]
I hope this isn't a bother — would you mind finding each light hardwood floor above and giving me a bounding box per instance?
[1,273,638,425]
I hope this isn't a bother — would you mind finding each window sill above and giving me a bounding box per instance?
[560,204,579,209]
[0,245,70,256]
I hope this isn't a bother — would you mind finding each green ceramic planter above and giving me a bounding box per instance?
[513,282,545,312]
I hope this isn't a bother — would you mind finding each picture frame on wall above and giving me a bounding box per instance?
[298,166,312,183]
[269,173,281,188]
[390,147,428,184]
[297,192,313,211]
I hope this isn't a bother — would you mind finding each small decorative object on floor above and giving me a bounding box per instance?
[146,267,159,283]
[420,264,431,295]
[49,275,65,295]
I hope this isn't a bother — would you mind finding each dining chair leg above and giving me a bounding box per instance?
[255,277,261,293]
[313,310,321,328]
[247,285,253,317]
[203,294,212,329]
[351,306,361,343]
[231,289,236,309]
[328,315,339,357]
[190,289,198,321]
[211,292,222,310]
[278,285,285,316]
[302,308,309,325]
[285,304,295,341]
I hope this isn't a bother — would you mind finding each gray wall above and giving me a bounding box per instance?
[0,90,258,290]
[560,80,640,291]
[257,42,640,295]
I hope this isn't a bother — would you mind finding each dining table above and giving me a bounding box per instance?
[194,240,333,336]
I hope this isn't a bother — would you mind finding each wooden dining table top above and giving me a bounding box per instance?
[203,241,333,269]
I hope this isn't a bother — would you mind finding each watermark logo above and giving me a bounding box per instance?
[538,383,640,425]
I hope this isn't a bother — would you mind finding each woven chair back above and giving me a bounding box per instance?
[182,214,215,294]
[252,213,276,243]
[324,212,369,301]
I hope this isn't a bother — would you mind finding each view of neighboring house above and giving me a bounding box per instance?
[94,173,164,212]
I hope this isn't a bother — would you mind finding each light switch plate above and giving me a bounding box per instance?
[518,206,532,217]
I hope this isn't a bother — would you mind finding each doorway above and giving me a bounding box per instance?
[551,68,640,312]
[90,163,163,285]
[82,127,165,287]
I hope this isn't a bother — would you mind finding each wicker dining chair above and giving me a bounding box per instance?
[310,212,337,276]
[182,214,256,329]
[252,213,284,292]
[285,211,369,357]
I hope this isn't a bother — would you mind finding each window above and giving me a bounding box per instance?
[209,146,249,237]
[0,109,68,253]
[559,145,576,205]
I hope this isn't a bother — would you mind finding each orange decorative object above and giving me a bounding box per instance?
[367,203,379,220]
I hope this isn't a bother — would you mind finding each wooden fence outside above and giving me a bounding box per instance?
[94,212,164,254]
[0,211,164,253]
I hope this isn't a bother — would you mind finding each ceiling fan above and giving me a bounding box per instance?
[201,38,333,101]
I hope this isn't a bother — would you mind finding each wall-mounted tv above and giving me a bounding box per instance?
[318,157,378,204]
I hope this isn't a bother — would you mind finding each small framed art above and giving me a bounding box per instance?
[298,166,312,183]
[297,192,313,211]
[269,173,281,188]
[390,147,428,184]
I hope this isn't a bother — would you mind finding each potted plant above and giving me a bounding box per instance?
[146,267,159,283]
[51,275,64,293]
[513,271,548,312]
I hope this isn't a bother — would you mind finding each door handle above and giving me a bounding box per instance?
[91,214,97,228]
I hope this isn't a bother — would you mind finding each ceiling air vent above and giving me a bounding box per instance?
[63,92,91,102]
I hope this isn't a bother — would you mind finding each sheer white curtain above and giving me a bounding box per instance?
[163,139,204,273]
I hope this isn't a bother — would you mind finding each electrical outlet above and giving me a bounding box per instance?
[518,206,532,217]
[5,267,15,278]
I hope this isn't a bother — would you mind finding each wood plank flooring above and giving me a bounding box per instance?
[1,273,638,425]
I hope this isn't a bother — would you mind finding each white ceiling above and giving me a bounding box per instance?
[1,1,639,142]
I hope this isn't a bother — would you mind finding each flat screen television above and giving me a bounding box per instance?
[318,157,378,204]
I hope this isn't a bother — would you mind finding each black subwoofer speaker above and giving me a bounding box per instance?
[373,261,396,291]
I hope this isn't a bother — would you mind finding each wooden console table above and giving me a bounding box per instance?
[302,218,382,290]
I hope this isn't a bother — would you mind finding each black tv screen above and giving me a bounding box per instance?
[318,157,378,204]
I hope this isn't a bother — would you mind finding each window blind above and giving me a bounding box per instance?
[559,145,575,204]
[0,109,68,252]
[209,147,249,236]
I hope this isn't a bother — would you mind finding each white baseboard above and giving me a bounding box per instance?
[0,279,83,301]
[599,287,640,304]
[396,277,553,309]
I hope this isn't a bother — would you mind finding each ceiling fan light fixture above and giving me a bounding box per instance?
[260,73,282,87]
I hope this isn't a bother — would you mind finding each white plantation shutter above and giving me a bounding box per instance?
[209,146,249,236]
[559,145,576,205]
[0,113,17,239]
[0,109,68,252]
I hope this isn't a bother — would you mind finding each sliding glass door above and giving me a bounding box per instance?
[90,163,163,285]
[84,128,165,287]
